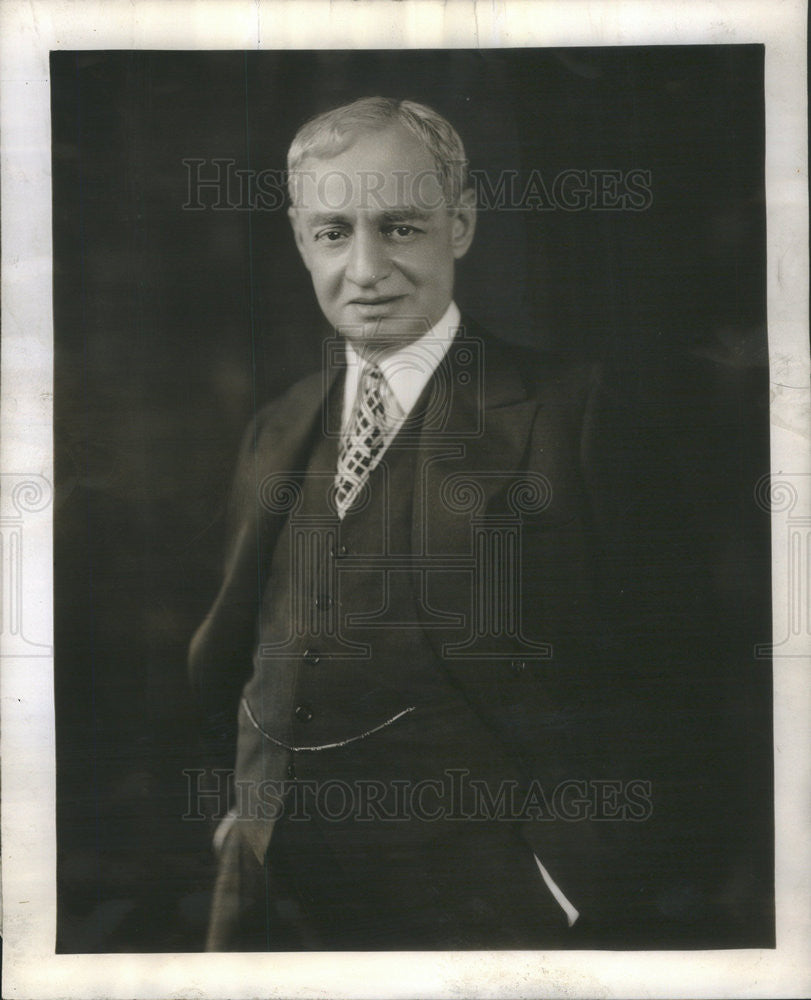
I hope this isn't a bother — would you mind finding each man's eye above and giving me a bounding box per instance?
[315,230,346,242]
[387,225,418,239]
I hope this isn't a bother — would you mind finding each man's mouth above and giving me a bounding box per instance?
[349,296,403,306]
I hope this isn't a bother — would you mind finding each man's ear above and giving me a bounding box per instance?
[450,187,477,260]
[288,206,312,272]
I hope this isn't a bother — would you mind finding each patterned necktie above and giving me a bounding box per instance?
[334,362,391,519]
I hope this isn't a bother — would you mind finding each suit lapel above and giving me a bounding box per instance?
[410,325,541,658]
[413,326,540,553]
[249,365,342,556]
[208,363,342,637]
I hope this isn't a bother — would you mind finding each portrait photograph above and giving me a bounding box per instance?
[1,2,809,998]
[50,41,773,952]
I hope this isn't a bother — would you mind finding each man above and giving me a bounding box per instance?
[189,96,626,951]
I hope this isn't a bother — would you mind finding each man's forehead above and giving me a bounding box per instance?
[293,125,446,213]
[293,173,447,215]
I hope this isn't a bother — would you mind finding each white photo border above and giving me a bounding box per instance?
[1,1,808,997]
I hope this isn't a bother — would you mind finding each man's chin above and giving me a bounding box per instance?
[337,315,433,351]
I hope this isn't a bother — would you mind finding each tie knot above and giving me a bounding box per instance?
[361,361,383,390]
[359,362,392,427]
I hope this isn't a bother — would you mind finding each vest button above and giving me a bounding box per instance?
[303,648,321,665]
[286,761,296,779]
[295,703,314,723]
[331,543,349,558]
[314,595,332,611]
[511,659,527,676]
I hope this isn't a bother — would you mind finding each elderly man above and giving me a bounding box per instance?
[190,96,619,950]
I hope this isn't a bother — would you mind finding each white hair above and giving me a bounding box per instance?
[287,96,469,207]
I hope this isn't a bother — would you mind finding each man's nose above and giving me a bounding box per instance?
[345,231,391,287]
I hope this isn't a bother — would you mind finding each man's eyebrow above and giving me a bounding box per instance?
[302,207,435,228]
[380,207,433,223]
[305,213,350,228]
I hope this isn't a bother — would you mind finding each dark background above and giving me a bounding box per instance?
[52,47,772,951]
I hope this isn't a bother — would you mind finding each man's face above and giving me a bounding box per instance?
[288,124,476,352]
